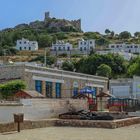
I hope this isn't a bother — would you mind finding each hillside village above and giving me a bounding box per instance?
[1,2,140,138]
[1,12,140,103]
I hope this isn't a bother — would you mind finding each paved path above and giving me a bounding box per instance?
[1,125,140,140]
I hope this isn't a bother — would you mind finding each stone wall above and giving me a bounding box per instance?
[0,99,88,123]
[1,117,140,133]
[0,65,25,82]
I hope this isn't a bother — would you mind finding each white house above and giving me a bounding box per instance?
[109,76,140,100]
[51,41,73,51]
[78,39,95,51]
[109,43,140,54]
[16,38,38,51]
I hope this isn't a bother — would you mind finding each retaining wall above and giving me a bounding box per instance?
[0,99,88,123]
[1,117,140,133]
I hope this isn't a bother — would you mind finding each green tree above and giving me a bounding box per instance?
[127,57,140,77]
[76,54,127,77]
[119,31,131,39]
[96,64,112,78]
[62,61,75,71]
[105,29,111,35]
[110,31,115,37]
[96,37,109,46]
[134,32,140,38]
[0,80,26,99]
[38,34,52,48]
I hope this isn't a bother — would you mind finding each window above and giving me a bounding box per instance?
[63,47,65,51]
[58,47,61,51]
[135,46,138,48]
[80,47,82,51]
[24,41,26,44]
[84,47,86,51]
[73,87,78,96]
[24,47,26,50]
[116,45,119,48]
[19,41,22,44]
[127,46,129,48]
[111,45,114,48]
[46,81,53,98]
[54,47,56,51]
[56,83,61,98]
[35,80,42,94]
[84,42,86,45]
[90,41,92,44]
[81,42,83,45]
[67,46,70,51]
[29,47,31,50]
[19,47,22,50]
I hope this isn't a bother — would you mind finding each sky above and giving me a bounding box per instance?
[0,0,140,34]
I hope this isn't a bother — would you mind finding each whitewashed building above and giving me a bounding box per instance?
[51,41,73,51]
[16,38,38,51]
[109,43,140,54]
[109,76,140,100]
[78,39,95,51]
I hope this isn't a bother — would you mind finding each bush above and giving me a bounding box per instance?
[0,80,26,99]
[58,53,68,57]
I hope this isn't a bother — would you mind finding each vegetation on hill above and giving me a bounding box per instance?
[1,17,140,79]
[1,17,140,56]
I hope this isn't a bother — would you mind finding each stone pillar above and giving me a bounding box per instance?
[42,81,46,97]
[52,82,56,98]
[96,87,100,96]
[61,83,67,98]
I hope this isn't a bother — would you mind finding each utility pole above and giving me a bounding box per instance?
[44,48,47,67]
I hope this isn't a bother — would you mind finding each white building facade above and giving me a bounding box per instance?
[16,38,38,51]
[109,43,140,54]
[78,39,95,51]
[51,41,73,51]
[109,76,140,100]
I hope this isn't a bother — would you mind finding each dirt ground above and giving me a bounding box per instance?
[1,125,140,140]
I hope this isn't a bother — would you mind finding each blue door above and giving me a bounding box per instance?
[73,87,79,96]
[35,80,42,94]
[56,83,61,98]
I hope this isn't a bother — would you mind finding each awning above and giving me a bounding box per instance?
[33,75,64,83]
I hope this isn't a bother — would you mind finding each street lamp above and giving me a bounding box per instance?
[44,48,47,67]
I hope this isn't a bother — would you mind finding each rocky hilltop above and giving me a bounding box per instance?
[14,12,82,32]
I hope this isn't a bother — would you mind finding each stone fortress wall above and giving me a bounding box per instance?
[44,11,81,31]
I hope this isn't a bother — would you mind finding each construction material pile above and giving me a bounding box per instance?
[59,110,129,120]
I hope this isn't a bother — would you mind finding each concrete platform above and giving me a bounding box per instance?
[1,117,140,133]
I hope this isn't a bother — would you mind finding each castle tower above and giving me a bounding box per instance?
[44,12,50,21]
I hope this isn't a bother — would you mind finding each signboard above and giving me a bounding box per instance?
[73,81,79,88]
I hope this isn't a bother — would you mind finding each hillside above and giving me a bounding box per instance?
[1,12,140,56]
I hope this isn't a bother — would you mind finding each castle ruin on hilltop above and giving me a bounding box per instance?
[44,11,81,31]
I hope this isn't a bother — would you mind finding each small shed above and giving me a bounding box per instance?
[14,90,45,99]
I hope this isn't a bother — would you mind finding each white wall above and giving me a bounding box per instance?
[78,39,95,50]
[0,99,88,123]
[109,44,140,53]
[52,43,73,51]
[16,38,38,51]
[111,86,131,98]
